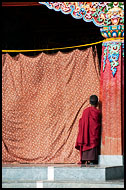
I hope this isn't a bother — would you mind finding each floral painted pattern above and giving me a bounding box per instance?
[103,42,122,76]
[39,2,124,27]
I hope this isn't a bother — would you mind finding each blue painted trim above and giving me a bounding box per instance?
[39,2,103,27]
[111,31,118,37]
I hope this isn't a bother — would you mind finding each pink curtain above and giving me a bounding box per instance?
[2,47,100,164]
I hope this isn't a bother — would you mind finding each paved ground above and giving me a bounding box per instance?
[2,163,124,188]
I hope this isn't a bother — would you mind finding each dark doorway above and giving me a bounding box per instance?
[2,5,104,66]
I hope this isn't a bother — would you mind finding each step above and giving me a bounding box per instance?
[2,164,124,182]
[2,179,124,188]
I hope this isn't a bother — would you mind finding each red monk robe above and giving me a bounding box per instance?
[75,106,101,164]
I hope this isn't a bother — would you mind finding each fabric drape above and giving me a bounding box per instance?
[2,47,100,164]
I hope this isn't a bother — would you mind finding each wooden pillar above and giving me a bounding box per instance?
[99,25,124,163]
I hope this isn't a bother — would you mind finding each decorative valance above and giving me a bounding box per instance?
[39,2,124,27]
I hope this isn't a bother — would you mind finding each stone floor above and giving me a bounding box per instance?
[2,163,124,188]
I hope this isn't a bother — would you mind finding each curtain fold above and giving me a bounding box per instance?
[2,47,100,164]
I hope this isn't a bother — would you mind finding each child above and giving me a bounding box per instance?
[75,95,101,166]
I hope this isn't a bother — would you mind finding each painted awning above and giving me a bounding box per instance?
[39,2,124,27]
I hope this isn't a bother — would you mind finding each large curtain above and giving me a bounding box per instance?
[2,47,100,164]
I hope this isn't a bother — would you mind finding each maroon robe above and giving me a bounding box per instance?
[75,106,101,161]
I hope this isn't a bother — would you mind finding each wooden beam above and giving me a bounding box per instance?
[2,2,41,6]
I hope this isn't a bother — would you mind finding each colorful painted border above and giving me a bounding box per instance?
[39,2,124,27]
[103,42,122,76]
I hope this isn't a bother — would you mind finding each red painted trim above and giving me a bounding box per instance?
[2,2,41,6]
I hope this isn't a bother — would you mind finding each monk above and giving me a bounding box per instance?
[75,95,101,166]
